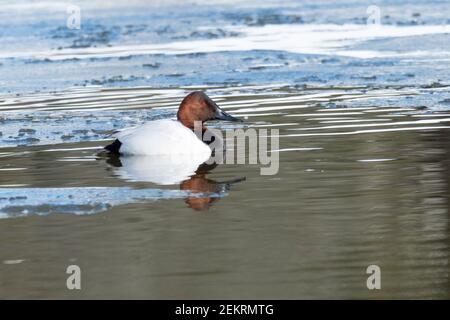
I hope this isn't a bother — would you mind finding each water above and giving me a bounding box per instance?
[1,0,450,299]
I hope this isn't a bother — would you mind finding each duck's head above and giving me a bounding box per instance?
[177,91,241,129]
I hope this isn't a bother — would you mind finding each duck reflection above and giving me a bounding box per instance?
[104,154,245,211]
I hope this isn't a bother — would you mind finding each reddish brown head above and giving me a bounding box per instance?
[177,91,241,129]
[180,174,218,211]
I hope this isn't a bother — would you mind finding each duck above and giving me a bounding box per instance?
[104,91,241,156]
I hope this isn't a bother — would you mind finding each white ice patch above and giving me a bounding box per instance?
[0,187,223,218]
[1,24,449,60]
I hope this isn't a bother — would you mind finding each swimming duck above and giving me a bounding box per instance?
[104,91,241,156]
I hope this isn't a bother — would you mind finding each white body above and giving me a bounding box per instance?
[115,119,212,157]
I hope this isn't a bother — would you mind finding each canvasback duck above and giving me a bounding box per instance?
[104,91,241,156]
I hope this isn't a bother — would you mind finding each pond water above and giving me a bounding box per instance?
[0,0,450,299]
[1,84,449,299]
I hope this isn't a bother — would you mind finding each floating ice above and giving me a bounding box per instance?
[0,187,223,218]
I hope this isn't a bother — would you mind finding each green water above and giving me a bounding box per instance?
[1,85,449,298]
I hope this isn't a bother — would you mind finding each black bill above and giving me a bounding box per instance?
[214,108,242,122]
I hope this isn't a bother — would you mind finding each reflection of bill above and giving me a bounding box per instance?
[104,154,245,211]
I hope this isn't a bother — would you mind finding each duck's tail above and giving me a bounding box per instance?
[104,139,122,154]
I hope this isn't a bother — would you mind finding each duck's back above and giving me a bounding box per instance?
[115,119,211,156]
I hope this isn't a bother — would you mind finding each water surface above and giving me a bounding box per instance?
[1,84,450,299]
[1,0,450,299]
